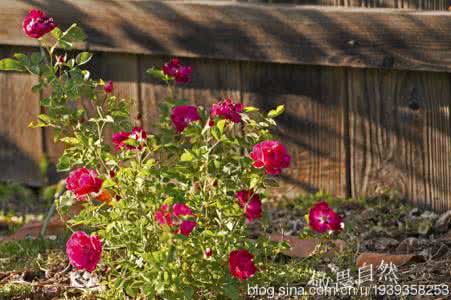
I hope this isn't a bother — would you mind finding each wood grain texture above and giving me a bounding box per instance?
[0,47,43,186]
[348,69,451,211]
[239,0,449,9]
[92,52,141,131]
[241,62,347,198]
[0,1,451,72]
[140,56,241,132]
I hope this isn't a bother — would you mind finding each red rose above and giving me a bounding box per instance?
[236,190,262,221]
[112,127,147,150]
[155,203,196,236]
[155,204,174,227]
[66,231,102,272]
[228,249,256,281]
[210,98,244,124]
[170,105,200,133]
[172,203,193,218]
[308,201,343,234]
[104,80,113,93]
[250,140,291,175]
[179,220,197,236]
[22,9,57,39]
[163,58,192,84]
[66,167,103,200]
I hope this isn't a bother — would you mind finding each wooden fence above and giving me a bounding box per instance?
[0,0,450,211]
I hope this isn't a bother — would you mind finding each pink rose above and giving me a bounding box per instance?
[66,231,102,272]
[179,220,197,236]
[112,132,130,150]
[210,98,244,124]
[245,197,262,222]
[112,127,147,150]
[308,201,343,234]
[163,58,192,84]
[22,9,57,39]
[236,190,262,221]
[66,167,103,200]
[250,140,291,175]
[155,203,196,236]
[228,249,256,281]
[104,80,113,93]
[170,105,200,133]
[172,203,193,217]
[155,204,174,227]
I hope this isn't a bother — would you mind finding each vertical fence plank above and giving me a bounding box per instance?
[348,69,451,211]
[139,56,241,132]
[241,62,347,198]
[0,47,43,186]
[92,52,141,134]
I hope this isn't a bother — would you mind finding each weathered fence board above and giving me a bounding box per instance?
[0,47,43,186]
[348,69,451,210]
[239,0,449,9]
[241,62,347,197]
[1,1,451,72]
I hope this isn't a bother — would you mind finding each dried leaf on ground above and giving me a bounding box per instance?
[0,217,65,241]
[356,252,424,268]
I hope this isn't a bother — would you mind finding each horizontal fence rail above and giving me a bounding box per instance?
[0,1,450,211]
[238,0,450,10]
[1,1,451,72]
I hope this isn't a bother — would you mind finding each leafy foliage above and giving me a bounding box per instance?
[1,21,291,299]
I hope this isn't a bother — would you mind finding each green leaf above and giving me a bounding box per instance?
[183,287,194,299]
[75,52,93,65]
[28,120,46,128]
[56,155,72,172]
[32,83,43,93]
[180,151,193,162]
[223,284,240,300]
[60,137,79,145]
[31,52,43,65]
[40,98,51,106]
[51,27,63,39]
[244,106,259,113]
[250,176,260,189]
[146,67,168,81]
[63,23,86,42]
[0,58,25,72]
[38,114,51,124]
[14,53,30,66]
[211,127,221,141]
[216,119,226,134]
[267,105,285,118]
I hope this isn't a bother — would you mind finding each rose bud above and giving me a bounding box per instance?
[104,80,113,93]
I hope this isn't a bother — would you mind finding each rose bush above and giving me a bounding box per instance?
[0,10,344,299]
